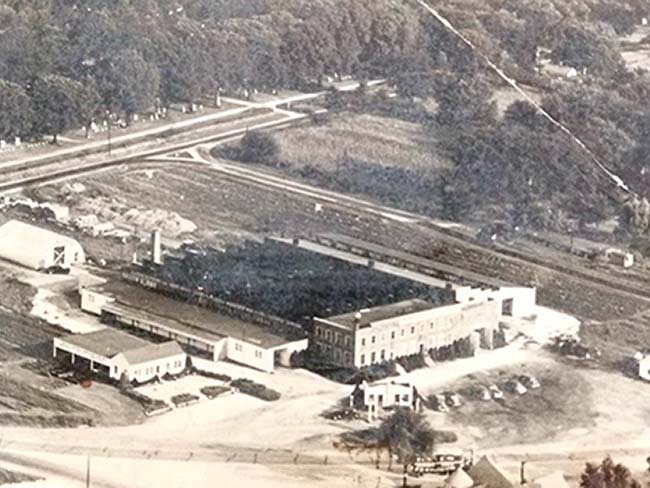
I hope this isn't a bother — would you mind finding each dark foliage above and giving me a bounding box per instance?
[231,378,281,401]
[154,240,445,325]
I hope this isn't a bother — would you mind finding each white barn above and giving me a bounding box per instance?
[0,220,85,270]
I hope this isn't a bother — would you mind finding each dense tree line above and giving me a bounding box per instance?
[0,0,443,142]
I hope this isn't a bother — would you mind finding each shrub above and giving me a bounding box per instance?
[231,378,281,401]
[170,393,200,407]
[238,131,279,165]
[200,385,231,399]
[396,353,427,372]
[192,368,231,382]
[120,389,168,413]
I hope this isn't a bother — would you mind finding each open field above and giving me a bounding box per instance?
[442,359,595,448]
[274,113,449,173]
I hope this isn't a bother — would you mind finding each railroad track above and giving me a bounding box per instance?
[2,106,649,310]
[0,112,309,193]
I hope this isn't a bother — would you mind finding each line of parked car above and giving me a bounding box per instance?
[430,375,541,412]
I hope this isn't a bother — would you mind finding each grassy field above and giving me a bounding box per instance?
[275,113,450,173]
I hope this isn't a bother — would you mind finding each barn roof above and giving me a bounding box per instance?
[0,219,83,268]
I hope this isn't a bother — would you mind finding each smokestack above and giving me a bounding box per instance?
[520,461,527,485]
[152,229,162,265]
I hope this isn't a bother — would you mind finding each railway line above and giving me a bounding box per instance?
[1,98,649,320]
[0,110,308,193]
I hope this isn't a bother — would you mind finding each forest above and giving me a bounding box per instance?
[2,0,650,232]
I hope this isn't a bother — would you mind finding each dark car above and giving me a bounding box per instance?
[45,265,70,275]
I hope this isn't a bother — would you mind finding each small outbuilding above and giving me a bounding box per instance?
[350,380,420,420]
[0,220,85,270]
[605,248,634,268]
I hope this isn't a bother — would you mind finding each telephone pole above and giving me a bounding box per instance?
[85,456,91,488]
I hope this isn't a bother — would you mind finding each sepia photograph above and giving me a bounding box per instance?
[0,0,649,486]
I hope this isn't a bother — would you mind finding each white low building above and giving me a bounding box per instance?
[53,328,186,383]
[351,380,419,420]
[605,248,634,268]
[79,279,308,373]
[0,220,85,270]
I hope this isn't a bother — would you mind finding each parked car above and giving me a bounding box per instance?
[430,394,449,412]
[45,265,70,275]
[488,384,504,400]
[477,385,492,401]
[443,391,462,408]
[518,375,540,389]
[409,448,472,476]
[504,379,527,395]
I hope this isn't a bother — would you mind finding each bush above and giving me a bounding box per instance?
[170,393,200,407]
[120,389,168,413]
[238,131,279,165]
[396,353,427,373]
[192,368,231,383]
[200,385,231,399]
[231,378,281,401]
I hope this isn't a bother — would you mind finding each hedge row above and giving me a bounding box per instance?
[231,378,281,401]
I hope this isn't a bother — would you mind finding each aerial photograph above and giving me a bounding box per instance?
[1,0,650,487]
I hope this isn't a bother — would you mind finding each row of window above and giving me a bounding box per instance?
[234,342,264,359]
[314,326,352,348]
[368,393,410,403]
[360,349,393,366]
[318,343,353,365]
[132,360,183,377]
[359,323,461,348]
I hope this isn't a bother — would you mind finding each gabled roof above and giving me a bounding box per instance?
[446,468,474,488]
[467,456,514,488]
[119,341,185,365]
[58,329,150,359]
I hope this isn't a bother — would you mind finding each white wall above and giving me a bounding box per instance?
[211,338,228,362]
[113,352,187,382]
[455,286,537,319]
[80,288,115,316]
[226,338,274,373]
[639,358,650,382]
[363,382,413,409]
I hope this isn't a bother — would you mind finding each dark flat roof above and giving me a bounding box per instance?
[57,329,150,358]
[95,280,302,349]
[321,299,436,330]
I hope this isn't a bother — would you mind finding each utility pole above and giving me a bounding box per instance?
[85,456,91,488]
[106,110,112,156]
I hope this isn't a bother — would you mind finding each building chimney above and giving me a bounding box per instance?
[353,311,362,331]
[520,461,527,485]
[152,229,162,265]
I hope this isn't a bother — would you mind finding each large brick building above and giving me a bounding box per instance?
[312,298,501,368]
